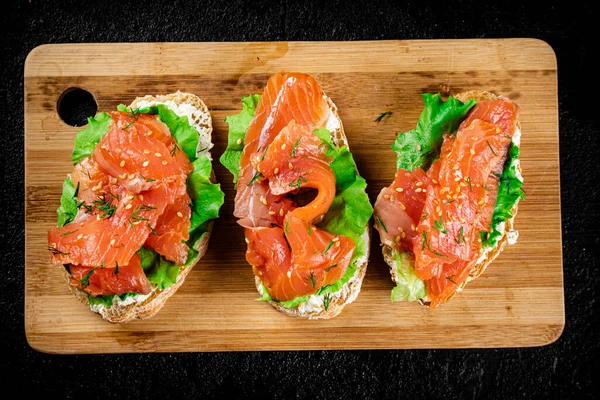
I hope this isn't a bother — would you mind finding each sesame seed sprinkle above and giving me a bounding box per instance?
[177,211,183,217]
[128,174,135,180]
[120,160,125,167]
[279,208,284,216]
[245,238,249,244]
[384,194,391,199]
[77,234,83,240]
[118,173,127,180]
[395,187,403,192]
[110,239,115,246]
[399,203,406,210]
[281,143,287,150]
[416,182,423,187]
[125,203,132,210]
[236,138,242,145]
[274,168,279,174]
[470,148,475,155]
[332,237,339,242]
[268,211,276,215]
[143,150,150,154]
[154,152,162,157]
[162,160,168,165]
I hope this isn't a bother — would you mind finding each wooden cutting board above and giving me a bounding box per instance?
[24,39,563,353]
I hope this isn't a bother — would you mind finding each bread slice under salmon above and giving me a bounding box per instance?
[381,90,523,308]
[64,91,216,323]
[255,96,372,319]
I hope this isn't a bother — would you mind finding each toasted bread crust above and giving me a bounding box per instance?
[66,92,215,323]
[256,94,371,319]
[382,90,522,308]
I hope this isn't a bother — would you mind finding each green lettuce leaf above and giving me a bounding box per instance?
[391,251,426,302]
[72,112,112,165]
[220,94,261,184]
[481,143,525,247]
[56,177,79,227]
[391,94,476,171]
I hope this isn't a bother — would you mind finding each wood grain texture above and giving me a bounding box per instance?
[24,39,563,353]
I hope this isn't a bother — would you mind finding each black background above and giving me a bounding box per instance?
[2,0,599,398]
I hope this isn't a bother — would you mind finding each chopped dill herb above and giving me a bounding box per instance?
[375,110,392,122]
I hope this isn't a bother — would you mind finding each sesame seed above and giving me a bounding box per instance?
[470,148,475,155]
[436,206,442,213]
[256,164,261,172]
[51,242,56,248]
[390,196,395,202]
[274,168,279,174]
[101,145,109,151]
[399,203,406,210]
[478,200,485,205]
[416,144,422,151]
[440,187,449,194]
[236,138,242,145]
[415,188,422,193]
[147,131,152,136]
[260,196,267,205]
[245,237,249,244]
[288,162,293,169]
[142,161,149,167]
[475,183,481,187]
[79,222,84,227]
[411,224,416,231]
[268,211,276,215]
[398,227,404,233]
[395,187,403,192]
[279,208,284,216]
[332,237,340,242]
[154,152,162,157]
[118,173,127,180]
[459,217,466,223]
[143,150,150,154]
[287,271,291,278]
[459,182,467,187]
[162,160,168,165]
[128,174,135,180]
[396,235,401,242]
[110,239,115,246]
[77,234,83,240]
[96,215,101,220]
[134,220,141,225]
[453,165,459,170]
[335,241,340,247]
[127,195,135,200]
[416,182,423,187]
[384,194,391,199]
[139,195,144,200]
[281,143,287,150]
[401,232,407,239]
[120,160,125,167]
[125,204,132,210]
[411,196,418,201]
[454,177,461,182]
[471,136,478,141]
[495,127,501,133]
[432,179,438,184]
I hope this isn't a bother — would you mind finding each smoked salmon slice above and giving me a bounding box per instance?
[235,74,356,301]
[374,97,519,309]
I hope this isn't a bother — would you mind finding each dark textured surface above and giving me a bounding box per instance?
[2,0,598,398]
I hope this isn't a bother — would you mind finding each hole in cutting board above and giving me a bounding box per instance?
[57,87,98,127]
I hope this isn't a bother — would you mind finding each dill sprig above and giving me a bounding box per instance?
[322,240,334,255]
[290,138,301,158]
[128,204,156,228]
[487,140,498,156]
[455,226,465,244]
[289,175,307,189]
[375,215,388,233]
[433,215,447,234]
[375,111,392,123]
[247,171,263,186]
[306,271,317,288]
[323,293,332,311]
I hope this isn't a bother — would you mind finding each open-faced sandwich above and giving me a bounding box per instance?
[47,92,224,323]
[220,72,373,319]
[373,90,524,309]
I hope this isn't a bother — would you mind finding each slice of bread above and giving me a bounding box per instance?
[382,90,522,308]
[66,91,216,323]
[256,95,371,319]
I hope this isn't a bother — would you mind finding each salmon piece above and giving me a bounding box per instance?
[71,157,113,204]
[235,72,330,227]
[69,253,151,296]
[373,167,429,251]
[93,111,191,200]
[48,185,169,268]
[144,192,191,265]
[243,121,355,301]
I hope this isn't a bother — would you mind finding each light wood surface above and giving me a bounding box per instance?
[24,39,563,353]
